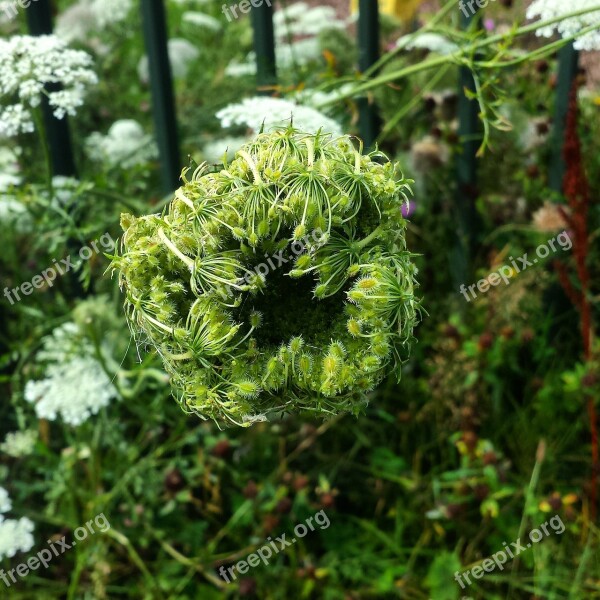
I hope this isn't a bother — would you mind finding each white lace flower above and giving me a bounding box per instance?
[0,196,32,233]
[0,431,37,458]
[224,56,257,78]
[0,35,97,137]
[400,32,459,55]
[276,38,323,68]
[86,119,158,169]
[0,517,35,560]
[526,0,600,51]
[293,84,355,113]
[202,135,248,163]
[24,322,118,426]
[275,5,344,37]
[91,0,134,27]
[138,38,200,83]
[0,174,20,190]
[0,104,35,137]
[216,96,343,135]
[183,11,222,31]
[56,1,100,43]
[0,488,11,514]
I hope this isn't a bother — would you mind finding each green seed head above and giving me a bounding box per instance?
[112,127,420,425]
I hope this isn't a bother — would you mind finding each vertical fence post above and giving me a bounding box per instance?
[452,6,482,288]
[357,0,380,148]
[549,43,579,192]
[26,0,76,177]
[141,0,181,194]
[251,1,277,92]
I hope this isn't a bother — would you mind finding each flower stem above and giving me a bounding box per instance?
[33,107,53,196]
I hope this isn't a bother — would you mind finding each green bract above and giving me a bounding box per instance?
[112,127,421,426]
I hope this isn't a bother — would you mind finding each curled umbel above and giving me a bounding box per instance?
[112,127,421,426]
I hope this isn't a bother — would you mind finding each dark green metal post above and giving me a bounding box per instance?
[141,0,181,193]
[452,6,482,288]
[26,0,76,177]
[549,43,579,192]
[251,0,277,92]
[357,0,380,148]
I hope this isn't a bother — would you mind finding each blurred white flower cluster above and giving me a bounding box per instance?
[91,0,134,28]
[0,146,30,233]
[183,11,222,31]
[399,32,459,55]
[0,430,37,458]
[201,135,248,163]
[138,38,200,83]
[0,487,35,560]
[273,2,345,38]
[527,0,600,51]
[216,96,343,135]
[0,35,97,137]
[86,120,158,169]
[24,323,118,426]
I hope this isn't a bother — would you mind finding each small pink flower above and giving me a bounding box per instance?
[484,18,495,32]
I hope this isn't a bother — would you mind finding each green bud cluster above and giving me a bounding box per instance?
[112,127,421,426]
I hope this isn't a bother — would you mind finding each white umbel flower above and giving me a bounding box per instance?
[1,431,37,458]
[0,488,11,514]
[91,0,134,27]
[0,517,35,560]
[202,135,248,163]
[183,11,222,31]
[526,0,600,51]
[24,323,118,426]
[86,119,158,169]
[276,37,323,68]
[0,487,35,560]
[0,35,97,137]
[400,32,459,55]
[224,56,257,78]
[274,3,345,38]
[138,38,200,83]
[216,96,343,135]
[56,1,100,42]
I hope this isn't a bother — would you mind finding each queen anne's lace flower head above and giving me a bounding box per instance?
[24,322,118,426]
[400,32,459,55]
[56,1,100,43]
[138,38,200,83]
[0,35,97,137]
[0,488,11,514]
[0,517,35,559]
[202,135,248,163]
[113,128,420,425]
[216,97,343,135]
[86,119,158,169]
[526,0,600,51]
[1,430,37,458]
[91,0,134,27]
[183,11,222,31]
[274,3,345,38]
[0,487,35,560]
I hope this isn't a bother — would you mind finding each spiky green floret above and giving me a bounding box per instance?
[111,127,421,426]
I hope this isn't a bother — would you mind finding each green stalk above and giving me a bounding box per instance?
[377,63,451,142]
[318,4,600,105]
[33,106,53,197]
[363,0,459,77]
[355,226,384,251]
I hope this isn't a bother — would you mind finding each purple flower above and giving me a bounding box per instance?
[402,200,416,219]
[484,18,495,32]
